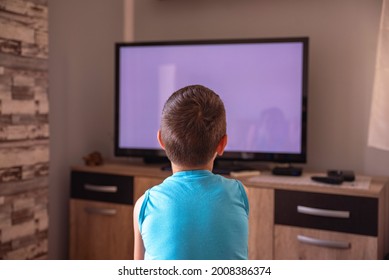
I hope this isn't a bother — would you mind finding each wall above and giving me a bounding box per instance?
[48,0,124,259]
[133,0,389,176]
[0,0,49,259]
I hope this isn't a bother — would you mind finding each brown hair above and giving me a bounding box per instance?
[160,85,226,167]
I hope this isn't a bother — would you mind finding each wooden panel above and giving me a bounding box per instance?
[69,199,133,260]
[247,187,274,260]
[134,176,165,202]
[380,181,389,259]
[274,225,378,259]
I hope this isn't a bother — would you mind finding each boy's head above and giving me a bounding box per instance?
[159,85,227,167]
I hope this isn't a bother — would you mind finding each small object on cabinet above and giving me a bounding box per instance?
[83,151,104,166]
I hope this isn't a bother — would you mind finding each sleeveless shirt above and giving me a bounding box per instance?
[138,170,249,260]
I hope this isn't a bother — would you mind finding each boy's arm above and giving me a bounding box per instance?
[133,194,145,260]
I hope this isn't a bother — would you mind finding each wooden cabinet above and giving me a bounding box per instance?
[69,164,168,260]
[70,163,389,260]
[273,189,380,259]
[243,174,388,259]
[70,170,135,259]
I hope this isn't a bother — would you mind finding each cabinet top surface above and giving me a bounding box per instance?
[242,173,386,197]
[71,162,387,198]
[72,162,171,178]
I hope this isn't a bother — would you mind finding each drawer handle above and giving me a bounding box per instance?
[84,184,118,193]
[84,207,117,216]
[297,234,351,249]
[297,205,350,219]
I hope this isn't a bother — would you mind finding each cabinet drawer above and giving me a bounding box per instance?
[274,225,378,259]
[71,171,133,205]
[275,190,378,236]
[70,199,133,259]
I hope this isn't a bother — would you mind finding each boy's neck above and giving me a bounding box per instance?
[171,161,214,174]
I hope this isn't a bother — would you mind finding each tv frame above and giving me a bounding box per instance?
[114,37,308,165]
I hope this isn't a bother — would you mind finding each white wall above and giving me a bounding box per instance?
[133,0,389,175]
[48,0,124,259]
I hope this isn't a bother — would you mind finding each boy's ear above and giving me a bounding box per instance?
[216,135,228,156]
[157,130,165,150]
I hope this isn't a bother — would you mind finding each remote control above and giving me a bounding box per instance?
[327,170,355,182]
[311,176,343,185]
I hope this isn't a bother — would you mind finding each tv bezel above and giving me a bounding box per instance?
[114,37,308,164]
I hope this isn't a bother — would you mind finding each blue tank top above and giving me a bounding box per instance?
[138,170,249,260]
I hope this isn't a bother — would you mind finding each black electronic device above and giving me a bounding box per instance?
[327,170,355,182]
[272,166,303,176]
[311,176,343,185]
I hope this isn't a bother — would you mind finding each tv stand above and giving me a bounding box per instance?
[70,162,389,260]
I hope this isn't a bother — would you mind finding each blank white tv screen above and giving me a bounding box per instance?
[117,39,306,156]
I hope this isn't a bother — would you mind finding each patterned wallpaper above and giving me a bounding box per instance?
[0,0,49,259]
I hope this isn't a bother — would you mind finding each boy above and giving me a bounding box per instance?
[133,85,249,260]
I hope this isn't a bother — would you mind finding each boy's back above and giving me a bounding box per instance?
[133,85,249,260]
[139,170,249,260]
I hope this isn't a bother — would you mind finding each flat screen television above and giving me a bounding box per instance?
[115,37,308,168]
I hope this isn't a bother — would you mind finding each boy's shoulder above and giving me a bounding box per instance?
[150,171,244,191]
[145,171,249,213]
